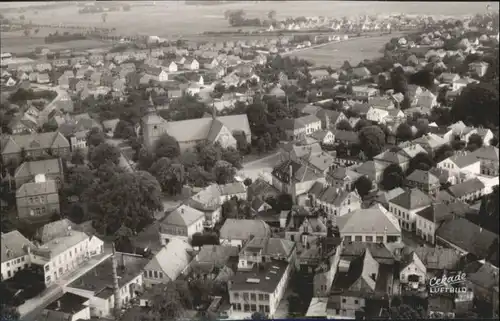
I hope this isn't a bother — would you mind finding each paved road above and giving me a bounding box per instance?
[237,152,282,182]
[19,251,112,321]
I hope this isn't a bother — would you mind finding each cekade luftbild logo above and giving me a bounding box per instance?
[429,272,468,294]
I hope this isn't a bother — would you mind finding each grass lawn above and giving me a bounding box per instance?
[287,33,405,68]
[1,30,111,53]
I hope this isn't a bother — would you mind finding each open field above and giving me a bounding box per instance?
[1,30,110,53]
[287,34,399,68]
[2,1,497,38]
[1,1,496,53]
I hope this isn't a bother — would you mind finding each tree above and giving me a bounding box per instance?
[187,166,214,187]
[88,143,120,169]
[390,68,408,94]
[381,304,427,319]
[467,133,483,151]
[41,121,58,132]
[434,144,454,163]
[407,152,435,174]
[381,164,405,190]
[243,178,252,186]
[70,148,85,165]
[353,176,373,198]
[101,13,107,23]
[490,136,499,147]
[409,70,435,90]
[267,10,276,20]
[395,123,413,142]
[113,120,135,139]
[221,147,243,169]
[196,143,221,171]
[83,171,162,235]
[234,131,249,153]
[149,158,185,195]
[154,134,180,160]
[191,232,219,249]
[451,83,499,128]
[354,119,372,131]
[148,280,193,320]
[358,126,386,159]
[86,127,106,148]
[213,160,236,185]
[478,186,499,235]
[451,138,466,150]
[336,119,353,131]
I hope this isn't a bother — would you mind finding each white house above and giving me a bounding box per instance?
[307,182,362,217]
[158,205,205,243]
[414,203,455,244]
[228,238,294,319]
[1,230,35,281]
[336,204,402,243]
[30,230,103,286]
[142,239,192,287]
[437,152,481,177]
[64,252,146,318]
[399,252,426,289]
[309,130,335,145]
[163,61,178,73]
[388,188,432,232]
[184,58,199,71]
[366,107,390,124]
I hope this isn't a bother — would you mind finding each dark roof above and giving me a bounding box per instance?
[247,178,280,201]
[68,253,149,294]
[448,178,485,198]
[409,246,461,270]
[436,217,498,259]
[332,129,359,144]
[389,188,433,210]
[341,242,395,265]
[466,261,499,290]
[229,259,289,293]
[45,292,88,314]
[415,203,453,223]
[272,159,323,184]
[131,222,162,254]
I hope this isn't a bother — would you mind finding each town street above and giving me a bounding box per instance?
[237,151,282,182]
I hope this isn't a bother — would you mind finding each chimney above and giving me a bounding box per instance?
[56,300,61,310]
[111,243,122,315]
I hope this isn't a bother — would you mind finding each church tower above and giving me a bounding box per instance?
[141,94,167,151]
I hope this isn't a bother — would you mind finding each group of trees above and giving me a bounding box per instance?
[224,9,262,27]
[57,130,164,236]
[451,82,499,129]
[0,266,47,320]
[134,131,242,196]
[44,31,87,43]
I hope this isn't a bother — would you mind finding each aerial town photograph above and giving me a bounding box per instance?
[0,1,498,320]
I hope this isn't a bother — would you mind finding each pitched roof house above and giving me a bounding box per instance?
[142,238,193,286]
[219,219,271,247]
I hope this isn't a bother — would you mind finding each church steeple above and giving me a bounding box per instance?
[147,93,156,114]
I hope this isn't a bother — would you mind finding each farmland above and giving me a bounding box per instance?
[2,1,496,38]
[1,29,111,54]
[286,33,402,68]
[0,1,496,53]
